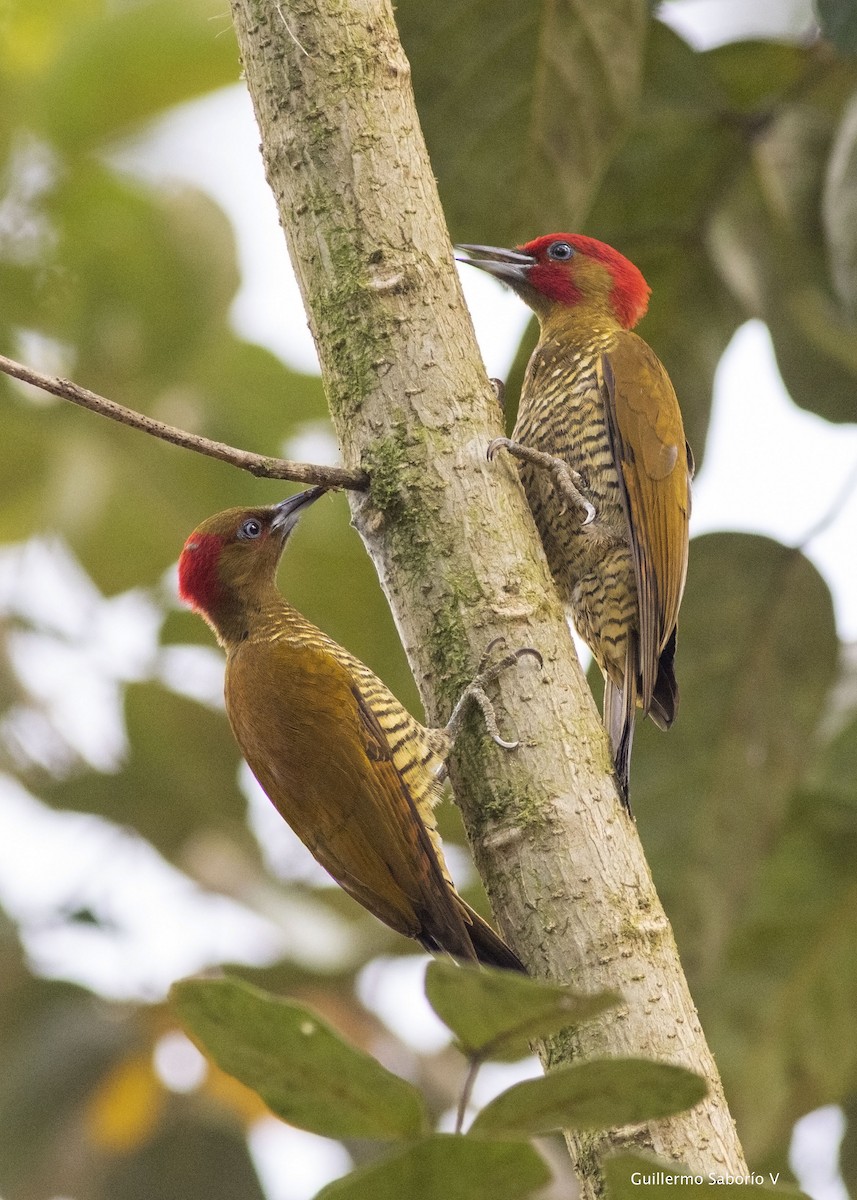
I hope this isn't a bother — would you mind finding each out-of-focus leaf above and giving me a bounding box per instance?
[807,709,857,803]
[630,525,853,1159]
[634,534,838,986]
[97,1103,267,1200]
[754,103,833,240]
[718,785,857,1156]
[713,143,857,425]
[593,25,742,245]
[824,91,857,314]
[590,25,750,461]
[705,42,809,112]
[41,168,238,393]
[470,1059,706,1137]
[315,1135,550,1200]
[172,976,428,1140]
[398,0,648,245]
[31,0,237,150]
[0,972,138,1195]
[817,0,857,55]
[85,1053,164,1153]
[425,960,618,1062]
[43,682,256,863]
[604,1153,806,1197]
[841,1093,857,1199]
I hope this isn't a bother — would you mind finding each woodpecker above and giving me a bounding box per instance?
[178,486,533,969]
[458,235,692,804]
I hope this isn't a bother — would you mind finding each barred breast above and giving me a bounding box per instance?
[514,335,637,687]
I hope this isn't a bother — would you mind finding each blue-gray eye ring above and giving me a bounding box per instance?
[547,241,574,261]
[239,518,262,540]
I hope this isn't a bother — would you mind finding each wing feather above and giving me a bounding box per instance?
[600,332,691,711]
[226,637,477,958]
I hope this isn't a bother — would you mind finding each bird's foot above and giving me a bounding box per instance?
[445,637,543,750]
[487,437,596,526]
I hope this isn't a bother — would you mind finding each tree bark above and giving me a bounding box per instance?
[227,0,748,1191]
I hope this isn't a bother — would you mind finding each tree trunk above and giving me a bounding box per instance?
[227,0,748,1190]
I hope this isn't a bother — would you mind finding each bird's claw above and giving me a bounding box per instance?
[487,438,596,528]
[443,638,542,750]
[491,732,520,751]
[487,436,513,463]
[477,636,543,676]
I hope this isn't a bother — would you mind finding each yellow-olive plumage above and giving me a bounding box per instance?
[459,235,692,802]
[178,488,523,970]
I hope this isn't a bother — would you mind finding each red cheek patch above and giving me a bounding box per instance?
[178,532,224,614]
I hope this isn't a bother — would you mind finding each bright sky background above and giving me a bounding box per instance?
[2,0,854,1196]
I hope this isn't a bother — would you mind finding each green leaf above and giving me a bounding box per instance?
[425,960,619,1061]
[33,0,239,150]
[0,971,137,1195]
[314,1135,550,1200]
[398,0,648,244]
[718,785,857,1156]
[705,42,809,112]
[43,683,258,865]
[590,25,749,459]
[817,0,857,55]
[43,167,239,392]
[604,1153,807,1197]
[469,1058,707,1137]
[98,1108,268,1200]
[824,91,857,315]
[631,537,853,1160]
[592,25,744,246]
[713,152,857,425]
[633,534,838,988]
[172,976,428,1141]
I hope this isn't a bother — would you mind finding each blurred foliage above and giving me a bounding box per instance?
[1,0,857,1198]
[173,967,704,1194]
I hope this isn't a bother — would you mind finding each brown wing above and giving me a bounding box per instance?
[225,636,477,959]
[600,331,691,710]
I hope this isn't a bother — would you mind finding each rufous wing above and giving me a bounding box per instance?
[599,331,691,711]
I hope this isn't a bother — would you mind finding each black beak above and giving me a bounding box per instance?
[455,243,536,285]
[270,485,327,536]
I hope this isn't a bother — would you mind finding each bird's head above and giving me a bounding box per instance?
[178,486,325,637]
[456,234,650,330]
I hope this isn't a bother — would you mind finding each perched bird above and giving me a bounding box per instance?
[178,486,532,969]
[458,235,692,803]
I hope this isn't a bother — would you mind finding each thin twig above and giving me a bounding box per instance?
[0,353,368,491]
[454,1055,483,1135]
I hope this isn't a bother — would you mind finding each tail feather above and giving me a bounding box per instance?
[649,627,679,731]
[460,900,526,973]
[604,673,636,810]
[418,901,526,973]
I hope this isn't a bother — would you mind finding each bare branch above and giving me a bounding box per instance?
[0,352,367,491]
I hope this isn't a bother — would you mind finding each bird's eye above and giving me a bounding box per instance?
[547,241,574,261]
[238,518,263,541]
